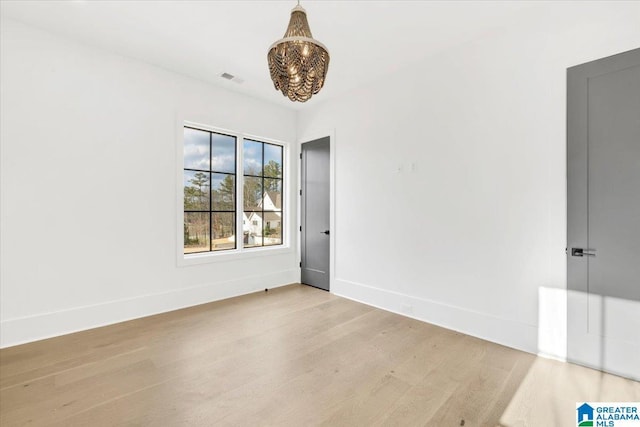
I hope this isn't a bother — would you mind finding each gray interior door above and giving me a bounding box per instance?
[301,137,330,291]
[567,48,640,380]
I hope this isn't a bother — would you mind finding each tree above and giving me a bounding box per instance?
[264,161,282,194]
[210,175,235,245]
[243,176,261,210]
[184,185,200,210]
[184,172,209,210]
[264,160,281,179]
[184,222,191,244]
[218,175,234,210]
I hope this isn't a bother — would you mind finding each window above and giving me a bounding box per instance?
[243,139,283,248]
[182,126,284,256]
[183,127,236,254]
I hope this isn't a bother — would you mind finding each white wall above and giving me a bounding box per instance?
[0,19,298,347]
[297,3,640,359]
[3,3,639,359]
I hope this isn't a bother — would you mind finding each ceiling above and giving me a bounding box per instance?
[0,1,599,110]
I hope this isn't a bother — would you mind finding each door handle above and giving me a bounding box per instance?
[320,230,330,235]
[571,248,596,257]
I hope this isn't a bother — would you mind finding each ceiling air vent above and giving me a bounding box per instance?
[220,73,244,84]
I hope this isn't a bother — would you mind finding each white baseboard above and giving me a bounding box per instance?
[0,269,298,348]
[332,277,539,355]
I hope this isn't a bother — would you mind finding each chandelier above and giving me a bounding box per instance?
[267,2,330,102]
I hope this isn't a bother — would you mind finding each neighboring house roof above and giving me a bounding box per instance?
[249,211,282,222]
[262,191,282,210]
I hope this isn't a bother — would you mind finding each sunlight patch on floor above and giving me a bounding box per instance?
[500,357,640,427]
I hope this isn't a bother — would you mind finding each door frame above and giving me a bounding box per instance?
[297,129,336,293]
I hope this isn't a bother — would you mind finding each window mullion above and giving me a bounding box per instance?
[237,135,244,251]
[209,132,213,252]
[261,142,265,247]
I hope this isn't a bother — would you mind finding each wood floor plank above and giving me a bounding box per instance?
[1,284,638,427]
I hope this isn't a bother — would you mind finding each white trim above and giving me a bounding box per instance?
[332,277,539,356]
[177,119,292,267]
[0,269,299,348]
[297,129,336,291]
[181,247,294,266]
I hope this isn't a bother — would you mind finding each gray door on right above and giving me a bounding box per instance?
[567,48,640,380]
[301,137,330,291]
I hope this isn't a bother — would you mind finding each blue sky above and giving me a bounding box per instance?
[184,128,282,177]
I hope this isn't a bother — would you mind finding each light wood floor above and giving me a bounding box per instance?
[1,284,638,426]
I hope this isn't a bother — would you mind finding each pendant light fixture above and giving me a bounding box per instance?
[267,1,330,102]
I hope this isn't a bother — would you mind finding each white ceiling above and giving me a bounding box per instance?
[0,0,600,110]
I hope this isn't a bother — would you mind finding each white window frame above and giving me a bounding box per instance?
[177,120,291,266]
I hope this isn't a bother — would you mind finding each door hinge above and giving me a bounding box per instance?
[300,226,302,232]
[299,189,302,196]
[299,261,302,268]
[300,153,302,159]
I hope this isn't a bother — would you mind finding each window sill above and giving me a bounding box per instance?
[178,245,293,267]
